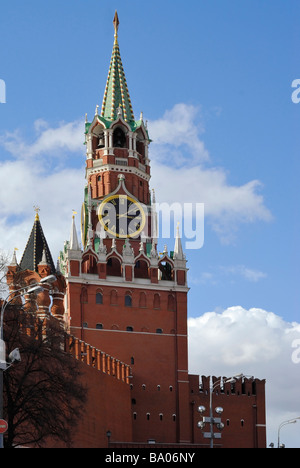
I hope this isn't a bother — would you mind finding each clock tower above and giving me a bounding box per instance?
[60,12,190,444]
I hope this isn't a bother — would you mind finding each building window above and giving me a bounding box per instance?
[159,413,163,421]
[241,419,245,427]
[159,260,173,281]
[134,259,149,279]
[139,292,147,308]
[107,257,122,277]
[125,294,132,307]
[131,357,135,365]
[146,413,150,421]
[133,412,137,420]
[110,289,118,305]
[126,326,134,332]
[169,386,173,392]
[96,323,103,330]
[83,322,88,328]
[153,293,160,309]
[167,294,176,312]
[113,127,126,148]
[156,328,163,334]
[96,292,103,304]
[81,287,88,304]
[172,414,176,422]
[116,158,128,166]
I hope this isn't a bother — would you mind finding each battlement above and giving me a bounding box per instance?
[189,375,265,397]
[65,335,131,384]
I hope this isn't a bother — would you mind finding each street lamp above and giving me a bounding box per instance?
[197,374,245,448]
[0,283,45,449]
[278,417,300,448]
[39,275,56,285]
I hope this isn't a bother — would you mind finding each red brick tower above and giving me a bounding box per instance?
[60,12,190,444]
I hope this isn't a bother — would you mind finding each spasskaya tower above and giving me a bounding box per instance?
[59,11,190,444]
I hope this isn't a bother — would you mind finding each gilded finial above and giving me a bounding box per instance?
[113,11,119,44]
[33,205,40,221]
[72,210,77,220]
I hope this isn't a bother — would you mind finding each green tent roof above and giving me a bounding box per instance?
[101,13,135,125]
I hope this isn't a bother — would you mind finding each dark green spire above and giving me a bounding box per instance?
[20,211,56,275]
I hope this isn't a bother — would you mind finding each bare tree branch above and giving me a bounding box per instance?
[3,305,87,448]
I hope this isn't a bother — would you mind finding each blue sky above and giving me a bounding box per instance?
[0,0,300,448]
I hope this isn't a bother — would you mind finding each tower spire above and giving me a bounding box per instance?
[19,211,56,274]
[70,211,80,251]
[101,12,135,123]
[173,222,184,261]
[113,10,119,45]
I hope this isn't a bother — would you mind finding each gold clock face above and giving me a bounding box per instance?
[98,195,146,238]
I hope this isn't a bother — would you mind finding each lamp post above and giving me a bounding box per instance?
[197,374,244,448]
[0,277,56,449]
[277,417,300,448]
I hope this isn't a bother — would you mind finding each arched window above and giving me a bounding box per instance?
[82,254,97,274]
[159,261,173,281]
[81,287,88,304]
[168,294,176,312]
[110,290,118,306]
[113,127,126,148]
[96,292,103,305]
[134,259,149,279]
[153,293,160,309]
[107,257,122,277]
[125,294,132,307]
[139,292,147,308]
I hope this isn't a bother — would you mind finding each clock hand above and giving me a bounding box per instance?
[117,213,136,219]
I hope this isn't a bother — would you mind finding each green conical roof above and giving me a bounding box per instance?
[101,12,135,124]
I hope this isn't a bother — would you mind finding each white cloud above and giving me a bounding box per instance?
[189,264,267,286]
[0,119,84,159]
[148,103,272,243]
[0,119,86,261]
[220,265,267,282]
[148,103,209,165]
[188,307,300,448]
